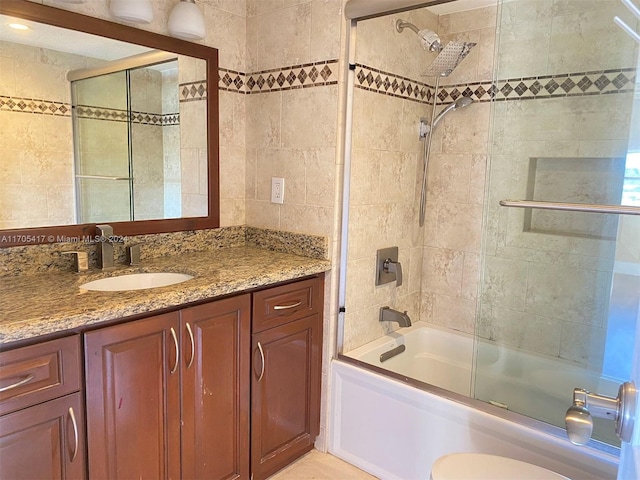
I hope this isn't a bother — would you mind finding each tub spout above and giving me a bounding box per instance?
[379,306,412,327]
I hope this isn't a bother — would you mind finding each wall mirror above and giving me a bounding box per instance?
[0,0,219,247]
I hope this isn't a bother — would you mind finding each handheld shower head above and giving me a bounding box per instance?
[432,96,474,128]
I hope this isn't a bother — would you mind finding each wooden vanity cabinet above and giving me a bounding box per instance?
[0,335,85,480]
[84,294,251,480]
[250,276,324,480]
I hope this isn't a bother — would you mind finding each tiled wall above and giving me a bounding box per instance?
[343,0,638,372]
[480,0,639,369]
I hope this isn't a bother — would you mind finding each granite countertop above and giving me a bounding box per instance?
[0,246,330,346]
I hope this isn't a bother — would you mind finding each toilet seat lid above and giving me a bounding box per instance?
[430,453,570,480]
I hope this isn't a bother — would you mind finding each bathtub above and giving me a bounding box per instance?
[329,322,619,480]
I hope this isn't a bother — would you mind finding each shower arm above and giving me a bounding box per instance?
[395,19,420,35]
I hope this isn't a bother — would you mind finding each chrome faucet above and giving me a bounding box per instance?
[379,306,412,327]
[96,224,115,270]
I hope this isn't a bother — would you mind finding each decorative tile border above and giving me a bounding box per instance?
[180,80,207,102]
[219,60,339,95]
[76,105,179,126]
[353,63,434,104]
[353,63,637,105]
[0,96,70,116]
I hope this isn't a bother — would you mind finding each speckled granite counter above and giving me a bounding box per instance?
[0,246,330,346]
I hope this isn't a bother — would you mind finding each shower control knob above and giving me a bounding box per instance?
[565,403,593,446]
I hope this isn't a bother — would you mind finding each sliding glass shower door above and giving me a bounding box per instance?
[475,0,640,447]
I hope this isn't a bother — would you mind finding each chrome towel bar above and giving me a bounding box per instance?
[499,200,640,216]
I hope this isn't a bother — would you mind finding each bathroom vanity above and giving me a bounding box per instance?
[0,244,328,480]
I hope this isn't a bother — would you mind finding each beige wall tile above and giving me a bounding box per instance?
[281,86,338,148]
[256,3,311,70]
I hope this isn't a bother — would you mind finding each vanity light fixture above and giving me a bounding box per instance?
[8,23,29,30]
[110,0,154,24]
[167,0,206,41]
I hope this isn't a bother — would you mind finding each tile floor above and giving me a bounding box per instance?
[268,449,378,479]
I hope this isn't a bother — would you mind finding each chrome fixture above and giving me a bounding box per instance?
[395,19,476,77]
[418,97,474,227]
[499,199,640,216]
[565,381,637,445]
[419,96,474,138]
[395,19,443,52]
[109,0,153,24]
[126,244,142,266]
[376,247,403,287]
[96,224,117,270]
[168,0,206,41]
[379,306,412,328]
[62,251,89,272]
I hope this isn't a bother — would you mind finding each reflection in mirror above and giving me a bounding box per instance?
[0,1,218,246]
[0,16,207,228]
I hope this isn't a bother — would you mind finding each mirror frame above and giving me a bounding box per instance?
[0,0,219,247]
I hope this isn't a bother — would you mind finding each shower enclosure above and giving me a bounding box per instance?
[338,0,639,454]
[71,58,180,223]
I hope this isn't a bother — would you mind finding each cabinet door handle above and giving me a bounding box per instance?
[273,301,302,310]
[170,327,179,375]
[0,373,34,393]
[68,407,79,463]
[257,342,265,383]
[185,322,195,369]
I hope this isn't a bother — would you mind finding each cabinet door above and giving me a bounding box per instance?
[85,312,181,480]
[251,314,322,480]
[181,295,251,480]
[0,392,85,480]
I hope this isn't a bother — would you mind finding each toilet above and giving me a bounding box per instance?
[430,453,570,480]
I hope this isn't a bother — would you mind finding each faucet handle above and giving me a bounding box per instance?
[96,224,113,238]
[383,258,403,286]
[62,251,89,272]
[126,244,142,266]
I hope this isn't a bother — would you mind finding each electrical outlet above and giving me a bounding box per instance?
[271,177,284,204]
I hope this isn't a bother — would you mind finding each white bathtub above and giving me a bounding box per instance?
[329,322,619,480]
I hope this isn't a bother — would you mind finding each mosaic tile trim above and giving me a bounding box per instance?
[219,60,339,95]
[353,63,637,105]
[180,80,207,102]
[0,95,70,116]
[353,63,435,104]
[76,105,179,126]
[436,68,637,104]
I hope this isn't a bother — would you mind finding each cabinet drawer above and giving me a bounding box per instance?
[0,335,81,416]
[252,276,323,333]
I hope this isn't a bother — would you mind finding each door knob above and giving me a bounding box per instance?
[565,381,637,445]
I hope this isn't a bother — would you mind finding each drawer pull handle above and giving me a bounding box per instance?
[257,342,265,383]
[170,327,179,375]
[68,407,79,462]
[0,373,35,393]
[273,301,302,311]
[186,322,195,369]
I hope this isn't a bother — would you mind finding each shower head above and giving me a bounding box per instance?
[431,97,474,129]
[423,41,476,77]
[395,19,476,77]
[396,19,443,52]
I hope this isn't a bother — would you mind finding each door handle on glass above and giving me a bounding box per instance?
[565,381,637,445]
[383,258,403,286]
[256,342,265,382]
[185,322,195,369]
[68,407,79,462]
[0,373,34,393]
[169,327,179,375]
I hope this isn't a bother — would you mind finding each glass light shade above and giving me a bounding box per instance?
[168,0,206,41]
[110,0,153,24]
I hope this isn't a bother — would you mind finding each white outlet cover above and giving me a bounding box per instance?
[271,177,284,204]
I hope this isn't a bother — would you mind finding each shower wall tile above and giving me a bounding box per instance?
[432,294,476,334]
[352,88,403,150]
[559,323,607,370]
[423,247,464,297]
[436,203,482,254]
[438,5,498,34]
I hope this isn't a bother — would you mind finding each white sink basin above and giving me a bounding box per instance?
[80,272,194,292]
